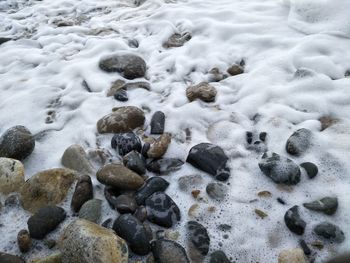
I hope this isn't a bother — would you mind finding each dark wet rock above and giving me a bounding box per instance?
[114,89,128,101]
[277,198,286,205]
[186,82,217,102]
[141,142,151,158]
[300,162,318,179]
[17,229,31,253]
[61,144,93,174]
[101,218,113,228]
[209,250,230,263]
[71,175,93,213]
[227,64,244,76]
[246,131,253,144]
[147,133,171,159]
[151,239,190,263]
[145,192,180,228]
[259,132,267,142]
[147,158,184,174]
[97,163,144,190]
[78,199,102,223]
[0,252,25,263]
[114,194,137,214]
[187,143,230,181]
[113,214,151,255]
[135,177,169,205]
[99,53,146,80]
[163,32,191,48]
[284,206,306,235]
[206,182,228,201]
[0,125,35,160]
[314,222,345,243]
[111,132,142,156]
[286,128,312,155]
[218,224,232,232]
[28,205,66,239]
[104,186,122,209]
[259,152,300,185]
[187,221,210,256]
[151,111,165,134]
[178,174,203,192]
[134,206,148,222]
[303,197,338,215]
[0,38,12,45]
[97,106,145,133]
[0,158,24,194]
[299,239,311,256]
[4,193,20,207]
[123,151,146,175]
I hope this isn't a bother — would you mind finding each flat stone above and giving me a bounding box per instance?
[303,197,338,215]
[314,222,345,243]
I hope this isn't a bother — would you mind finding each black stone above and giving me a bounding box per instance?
[71,175,93,212]
[0,38,12,45]
[299,239,311,255]
[104,186,122,209]
[314,222,345,243]
[27,206,66,239]
[123,151,146,175]
[146,158,184,174]
[246,131,253,144]
[206,182,228,201]
[141,142,150,158]
[114,89,128,101]
[111,132,142,156]
[135,177,169,205]
[284,206,306,235]
[150,111,165,134]
[300,162,318,179]
[101,218,112,228]
[209,251,230,263]
[303,197,338,215]
[0,252,25,263]
[259,132,267,142]
[134,206,148,222]
[114,194,137,214]
[187,221,210,255]
[277,198,286,205]
[286,128,312,155]
[151,239,190,263]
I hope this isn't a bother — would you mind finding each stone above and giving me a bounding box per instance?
[146,158,184,174]
[278,248,307,263]
[314,222,345,243]
[209,251,230,263]
[71,175,93,213]
[0,125,35,160]
[0,38,12,45]
[286,128,312,155]
[107,80,126,96]
[97,163,144,190]
[28,205,66,239]
[31,253,62,263]
[113,214,151,255]
[186,82,217,102]
[326,254,350,263]
[227,64,244,76]
[147,133,171,159]
[61,144,93,174]
[303,197,338,215]
[163,33,192,48]
[135,177,170,205]
[299,240,311,256]
[0,158,25,194]
[99,53,147,79]
[20,168,77,213]
[284,206,306,235]
[114,194,137,214]
[134,206,148,222]
[145,192,181,228]
[59,219,128,263]
[0,252,25,263]
[259,152,300,185]
[97,106,145,133]
[150,111,165,134]
[17,229,31,253]
[186,143,230,181]
[300,162,318,179]
[4,193,20,207]
[319,116,338,131]
[187,221,210,255]
[255,209,268,219]
[111,132,142,156]
[206,182,228,200]
[123,151,146,175]
[208,68,226,82]
[178,175,203,192]
[114,89,128,101]
[123,81,151,91]
[78,199,102,223]
[104,186,122,209]
[151,239,190,263]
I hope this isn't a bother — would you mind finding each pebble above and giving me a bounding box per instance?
[278,248,307,263]
[286,128,312,155]
[111,132,142,156]
[61,144,93,174]
[163,32,192,48]
[300,162,318,179]
[299,239,311,256]
[0,158,25,195]
[227,64,244,76]
[284,206,306,235]
[17,229,31,253]
[303,197,338,215]
[178,174,203,192]
[104,186,122,209]
[186,82,217,102]
[71,175,93,213]
[151,238,190,263]
[114,89,128,101]
[146,158,184,174]
[0,252,25,263]
[206,182,228,200]
[123,151,146,175]
[187,221,210,256]
[209,250,230,263]
[114,194,137,214]
[78,199,102,223]
[147,133,171,159]
[150,111,165,134]
[135,177,170,205]
[314,222,345,243]
[134,206,148,222]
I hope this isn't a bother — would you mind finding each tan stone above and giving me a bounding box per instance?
[147,133,171,158]
[0,158,25,194]
[278,248,307,263]
[186,82,217,102]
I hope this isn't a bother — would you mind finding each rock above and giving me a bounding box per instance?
[134,206,148,222]
[146,158,184,174]
[111,132,142,156]
[299,239,311,256]
[284,206,306,235]
[278,248,307,263]
[145,192,180,228]
[187,221,210,255]
[150,111,165,134]
[319,116,338,131]
[99,53,147,79]
[104,186,122,209]
[135,177,170,205]
[114,194,137,214]
[123,81,151,91]
[286,128,312,155]
[163,33,191,48]
[107,80,126,96]
[178,174,203,192]
[114,89,128,101]
[0,158,25,194]
[227,64,244,76]
[186,82,217,102]
[61,144,93,174]
[0,126,35,160]
[71,175,93,213]
[206,182,228,200]
[151,239,190,263]
[191,190,200,199]
[78,199,102,223]
[113,214,151,255]
[31,253,62,263]
[209,251,230,263]
[5,193,20,207]
[17,229,31,253]
[300,162,318,179]
[59,219,128,263]
[28,205,66,239]
[123,151,146,175]
[186,143,230,181]
[0,252,25,263]
[208,68,226,82]
[0,38,12,45]
[326,254,350,263]
[147,133,171,159]
[314,222,345,243]
[97,106,145,133]
[258,152,300,185]
[97,163,144,190]
[255,209,268,219]
[20,168,77,213]
[303,197,338,215]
